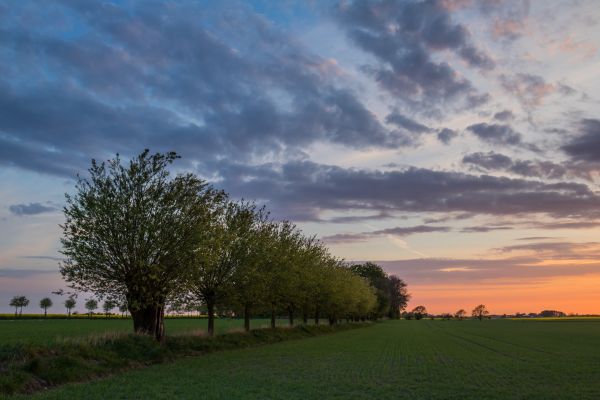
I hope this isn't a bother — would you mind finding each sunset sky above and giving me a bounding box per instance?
[1,0,600,314]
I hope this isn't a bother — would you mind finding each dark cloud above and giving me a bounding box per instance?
[0,1,411,178]
[335,0,492,114]
[19,255,64,261]
[437,128,458,144]
[463,152,512,170]
[385,111,432,134]
[466,123,523,146]
[0,268,57,278]
[460,226,513,233]
[217,160,600,221]
[9,202,55,216]
[495,241,600,257]
[463,151,598,181]
[378,244,600,285]
[322,224,450,244]
[562,119,600,162]
[493,110,514,121]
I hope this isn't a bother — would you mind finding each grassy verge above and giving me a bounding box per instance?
[0,322,371,397]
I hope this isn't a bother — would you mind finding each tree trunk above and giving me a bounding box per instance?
[14,307,17,317]
[271,303,276,329]
[130,303,166,341]
[314,307,319,325]
[302,310,308,325]
[44,308,47,318]
[206,298,216,337]
[244,303,251,332]
[288,305,294,326]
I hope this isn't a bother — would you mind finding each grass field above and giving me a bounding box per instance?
[10,319,600,399]
[0,318,286,345]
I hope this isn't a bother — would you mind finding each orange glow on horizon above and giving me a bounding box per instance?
[409,273,600,315]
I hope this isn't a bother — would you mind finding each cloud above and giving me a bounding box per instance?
[9,202,55,216]
[0,268,57,278]
[562,119,600,162]
[0,1,413,178]
[500,73,565,109]
[463,151,598,181]
[217,159,600,221]
[466,123,523,146]
[385,111,432,134]
[493,110,514,121]
[460,225,513,233]
[322,224,450,244]
[334,0,493,114]
[495,241,600,257]
[437,128,458,144]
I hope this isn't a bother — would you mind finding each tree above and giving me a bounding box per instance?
[103,300,115,317]
[455,309,467,320]
[9,296,29,316]
[349,262,390,318]
[85,299,98,317]
[64,297,76,317]
[388,275,410,319]
[472,304,489,321]
[411,305,427,320]
[39,297,53,317]
[188,199,263,336]
[60,150,221,341]
[118,302,129,317]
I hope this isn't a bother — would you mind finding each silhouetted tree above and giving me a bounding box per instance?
[388,275,410,319]
[455,309,466,320]
[39,297,53,317]
[412,305,427,320]
[472,304,489,321]
[102,300,115,317]
[64,297,76,317]
[85,299,98,317]
[9,295,29,316]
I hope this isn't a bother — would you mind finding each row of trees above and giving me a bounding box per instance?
[7,295,121,317]
[403,304,490,320]
[59,151,406,340]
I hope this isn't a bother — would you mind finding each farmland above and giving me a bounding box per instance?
[10,319,600,399]
[0,317,285,346]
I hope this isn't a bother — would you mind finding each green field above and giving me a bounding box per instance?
[0,317,285,345]
[10,319,600,399]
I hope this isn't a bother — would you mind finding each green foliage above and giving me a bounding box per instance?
[58,150,399,340]
[348,262,410,318]
[60,150,223,340]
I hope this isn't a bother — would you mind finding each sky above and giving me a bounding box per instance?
[1,0,600,315]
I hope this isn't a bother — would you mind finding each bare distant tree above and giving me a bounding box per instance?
[472,304,489,321]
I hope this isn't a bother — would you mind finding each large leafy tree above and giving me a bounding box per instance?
[187,199,259,336]
[388,275,410,319]
[348,262,390,318]
[60,150,219,341]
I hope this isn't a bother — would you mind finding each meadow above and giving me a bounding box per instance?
[0,317,286,346]
[6,318,600,399]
